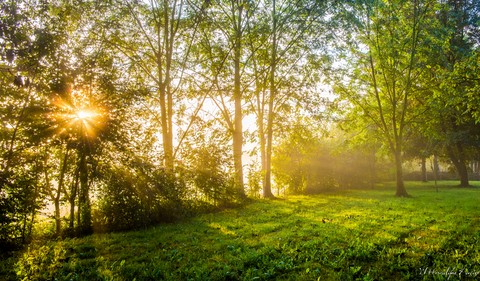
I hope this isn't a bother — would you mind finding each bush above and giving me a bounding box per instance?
[0,168,43,250]
[182,144,240,207]
[94,163,185,232]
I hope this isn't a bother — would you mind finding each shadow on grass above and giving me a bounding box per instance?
[6,183,480,280]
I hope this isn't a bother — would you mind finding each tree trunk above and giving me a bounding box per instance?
[54,198,61,235]
[156,3,175,172]
[421,156,427,182]
[233,5,245,198]
[54,148,69,237]
[258,108,267,196]
[394,149,409,197]
[446,143,470,187]
[455,161,469,187]
[78,146,92,234]
[456,143,469,187]
[263,119,274,198]
[233,84,244,196]
[159,87,174,171]
[370,147,376,189]
[263,0,277,199]
[24,179,40,243]
[433,154,439,191]
[69,167,79,230]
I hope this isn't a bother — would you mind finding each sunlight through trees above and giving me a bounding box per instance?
[0,0,479,251]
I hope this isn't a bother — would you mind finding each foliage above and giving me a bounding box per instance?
[333,0,443,197]
[183,144,237,207]
[0,0,59,247]
[94,161,185,232]
[462,53,480,123]
[273,120,379,195]
[1,0,479,262]
[416,0,480,187]
[273,119,323,194]
[3,182,480,280]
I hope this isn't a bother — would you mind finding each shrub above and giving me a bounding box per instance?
[183,144,239,207]
[94,162,185,232]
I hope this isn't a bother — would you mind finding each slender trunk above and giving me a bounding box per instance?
[156,4,174,172]
[54,198,61,236]
[165,7,174,172]
[421,157,427,182]
[27,203,36,243]
[258,110,267,195]
[21,214,28,244]
[370,147,376,189]
[24,173,40,243]
[76,171,80,229]
[263,0,276,199]
[159,86,174,171]
[164,124,174,171]
[233,5,245,197]
[264,120,274,198]
[55,149,69,237]
[433,154,439,191]
[251,29,266,198]
[394,149,409,197]
[43,149,62,237]
[456,143,469,187]
[233,86,244,196]
[78,145,92,234]
[68,167,80,229]
[69,167,79,230]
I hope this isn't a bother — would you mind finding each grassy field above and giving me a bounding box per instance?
[2,181,480,280]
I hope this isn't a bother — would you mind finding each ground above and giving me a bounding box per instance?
[2,181,480,280]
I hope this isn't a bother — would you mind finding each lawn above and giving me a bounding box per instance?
[2,181,480,280]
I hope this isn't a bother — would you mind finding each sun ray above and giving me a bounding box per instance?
[76,110,97,121]
[50,91,106,140]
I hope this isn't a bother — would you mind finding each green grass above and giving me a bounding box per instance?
[2,181,480,280]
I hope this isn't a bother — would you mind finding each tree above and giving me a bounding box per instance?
[0,0,62,245]
[101,0,201,171]
[194,0,258,198]
[336,0,439,197]
[41,144,70,237]
[246,0,331,198]
[424,0,480,187]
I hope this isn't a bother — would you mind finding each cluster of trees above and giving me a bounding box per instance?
[1,0,479,248]
[0,0,333,247]
[271,0,479,197]
[334,0,480,196]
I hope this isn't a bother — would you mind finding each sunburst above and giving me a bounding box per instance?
[76,109,98,121]
[51,90,106,140]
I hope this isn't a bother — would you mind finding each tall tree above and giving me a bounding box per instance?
[336,0,438,196]
[0,0,61,245]
[425,0,480,186]
[195,0,256,197]
[102,0,201,171]
[231,0,248,197]
[246,0,330,198]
